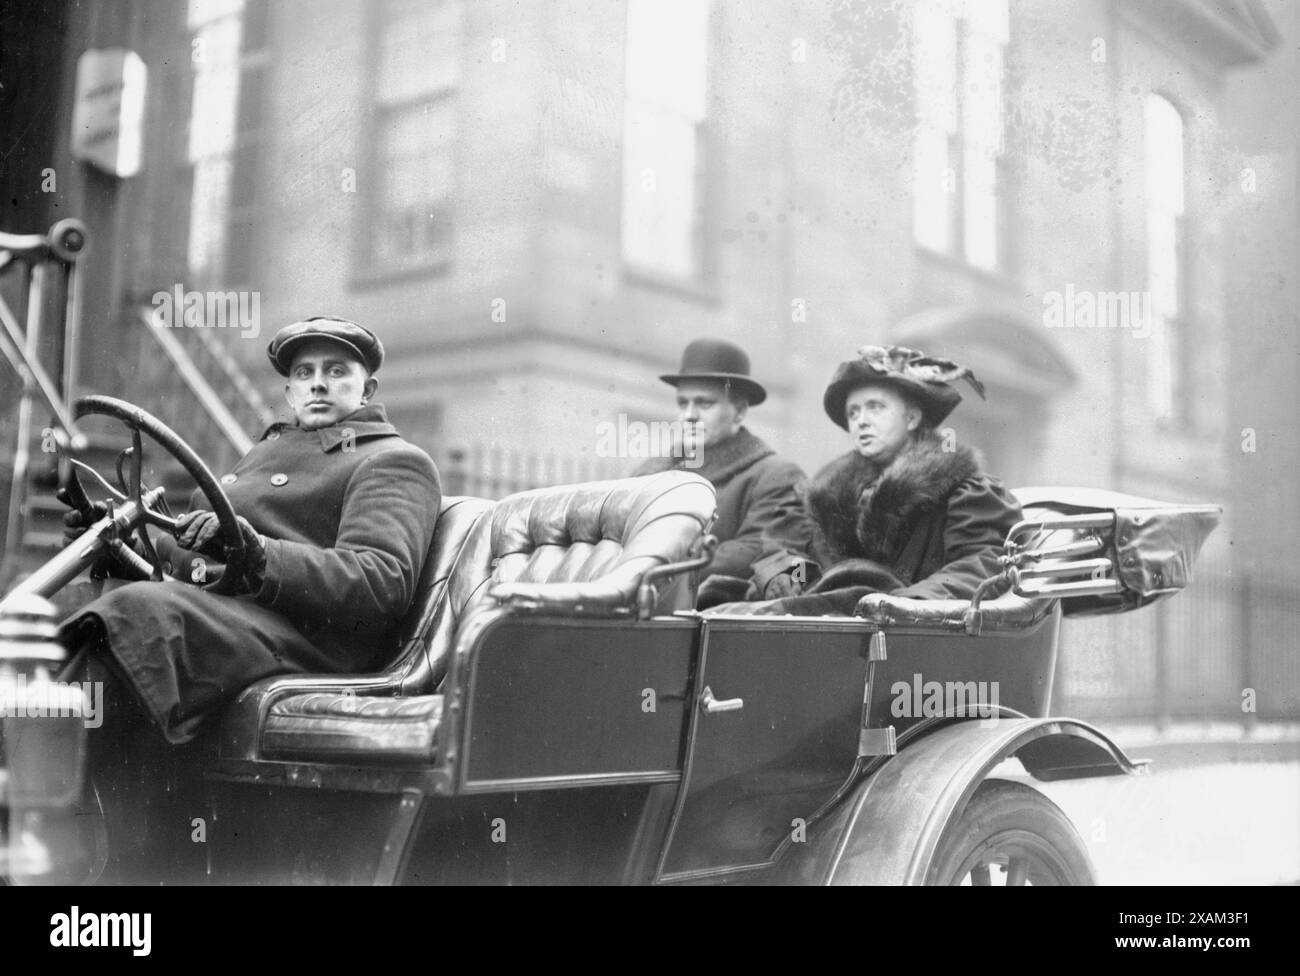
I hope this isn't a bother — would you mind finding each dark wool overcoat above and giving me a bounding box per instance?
[634,427,813,579]
[59,403,440,743]
[740,432,1022,615]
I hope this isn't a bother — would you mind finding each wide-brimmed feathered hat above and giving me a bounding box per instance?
[823,345,985,429]
[659,338,767,406]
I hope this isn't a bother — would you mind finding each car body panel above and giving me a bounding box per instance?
[195,606,1130,885]
[770,716,1143,885]
[656,616,871,880]
[456,615,698,792]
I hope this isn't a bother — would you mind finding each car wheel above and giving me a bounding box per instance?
[927,778,1096,886]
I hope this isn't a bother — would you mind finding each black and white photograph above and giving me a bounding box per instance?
[0,0,1295,913]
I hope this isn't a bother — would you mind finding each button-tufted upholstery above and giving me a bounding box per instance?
[246,471,716,764]
[217,494,492,760]
[395,495,496,691]
[261,693,444,761]
[480,471,717,611]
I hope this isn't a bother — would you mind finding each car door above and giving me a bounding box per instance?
[656,615,885,881]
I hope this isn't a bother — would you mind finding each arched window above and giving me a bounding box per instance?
[1144,93,1187,421]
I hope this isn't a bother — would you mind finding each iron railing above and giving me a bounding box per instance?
[438,443,627,499]
[1053,572,1300,725]
[0,221,90,582]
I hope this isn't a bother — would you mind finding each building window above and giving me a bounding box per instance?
[621,0,711,283]
[185,0,268,288]
[227,0,269,286]
[362,0,461,275]
[912,0,1008,272]
[1145,93,1187,422]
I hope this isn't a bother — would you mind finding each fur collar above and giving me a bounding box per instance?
[634,426,775,488]
[805,432,981,566]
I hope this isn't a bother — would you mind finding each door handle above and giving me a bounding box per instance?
[700,686,743,714]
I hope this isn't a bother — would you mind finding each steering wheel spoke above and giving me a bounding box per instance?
[64,457,126,503]
[141,506,180,533]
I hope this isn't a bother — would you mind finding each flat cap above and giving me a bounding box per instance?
[267,316,384,376]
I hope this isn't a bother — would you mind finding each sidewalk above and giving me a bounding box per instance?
[1101,720,1300,768]
[1000,721,1300,884]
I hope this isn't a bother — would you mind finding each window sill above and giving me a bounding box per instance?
[621,264,721,306]
[349,256,453,291]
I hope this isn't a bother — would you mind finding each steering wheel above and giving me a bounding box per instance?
[61,395,249,595]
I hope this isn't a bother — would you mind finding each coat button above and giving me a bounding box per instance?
[221,473,237,485]
[271,473,289,487]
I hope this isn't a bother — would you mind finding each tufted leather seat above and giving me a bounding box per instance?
[261,693,444,760]
[239,472,716,764]
[217,494,493,760]
[395,495,497,691]
[481,472,717,612]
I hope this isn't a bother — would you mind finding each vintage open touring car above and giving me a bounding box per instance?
[0,396,1220,885]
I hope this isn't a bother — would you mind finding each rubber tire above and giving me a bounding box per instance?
[927,778,1097,886]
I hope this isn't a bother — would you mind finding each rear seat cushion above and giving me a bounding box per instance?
[254,472,715,764]
[262,693,443,763]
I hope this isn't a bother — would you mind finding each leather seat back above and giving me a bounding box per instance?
[423,471,715,690]
[390,495,494,692]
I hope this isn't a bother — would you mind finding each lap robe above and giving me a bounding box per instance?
[60,580,340,744]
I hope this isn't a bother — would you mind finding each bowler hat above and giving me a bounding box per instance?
[267,316,384,376]
[823,345,985,429]
[659,338,767,406]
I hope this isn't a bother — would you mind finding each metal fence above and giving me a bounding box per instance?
[1053,572,1300,724]
[437,442,629,500]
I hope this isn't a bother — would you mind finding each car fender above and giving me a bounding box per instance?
[773,716,1144,885]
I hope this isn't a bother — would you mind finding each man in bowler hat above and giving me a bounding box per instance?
[634,338,813,596]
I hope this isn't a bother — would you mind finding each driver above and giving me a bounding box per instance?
[57,315,440,744]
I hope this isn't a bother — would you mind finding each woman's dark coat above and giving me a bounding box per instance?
[747,432,1021,615]
[60,403,440,743]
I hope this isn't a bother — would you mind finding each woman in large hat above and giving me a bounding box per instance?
[733,345,1022,615]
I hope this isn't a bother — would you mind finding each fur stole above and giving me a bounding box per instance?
[805,432,981,569]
